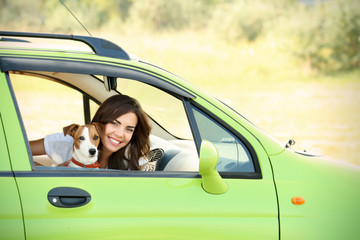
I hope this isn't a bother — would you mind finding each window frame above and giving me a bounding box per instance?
[185,100,262,179]
[0,57,195,99]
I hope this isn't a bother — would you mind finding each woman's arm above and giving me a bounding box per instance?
[29,138,46,156]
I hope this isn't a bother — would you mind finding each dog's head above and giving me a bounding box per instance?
[63,123,104,163]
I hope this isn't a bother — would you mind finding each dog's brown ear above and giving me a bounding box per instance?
[63,124,80,137]
[92,122,104,138]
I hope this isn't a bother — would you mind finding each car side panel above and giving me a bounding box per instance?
[270,149,360,239]
[0,72,31,171]
[0,176,25,240]
[0,72,25,240]
[16,174,278,240]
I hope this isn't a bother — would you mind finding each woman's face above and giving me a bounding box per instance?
[101,111,138,154]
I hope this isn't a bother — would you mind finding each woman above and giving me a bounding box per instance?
[30,94,152,170]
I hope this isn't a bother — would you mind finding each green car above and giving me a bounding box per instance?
[0,31,359,240]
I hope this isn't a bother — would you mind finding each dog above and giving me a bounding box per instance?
[63,123,103,168]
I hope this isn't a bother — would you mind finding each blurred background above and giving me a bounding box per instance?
[1,0,359,165]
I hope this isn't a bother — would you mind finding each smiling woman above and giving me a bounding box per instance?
[104,114,137,151]
[91,94,151,170]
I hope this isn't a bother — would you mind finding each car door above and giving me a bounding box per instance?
[0,72,25,240]
[6,68,279,240]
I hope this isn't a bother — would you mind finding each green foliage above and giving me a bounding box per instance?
[210,0,297,43]
[0,0,359,72]
[0,0,43,29]
[40,0,129,32]
[0,0,133,32]
[212,1,266,43]
[128,0,213,31]
[294,0,360,72]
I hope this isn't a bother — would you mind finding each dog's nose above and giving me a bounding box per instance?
[89,148,97,156]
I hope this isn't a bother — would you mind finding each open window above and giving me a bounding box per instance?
[116,78,199,171]
[10,73,96,138]
[9,72,100,166]
[9,71,200,171]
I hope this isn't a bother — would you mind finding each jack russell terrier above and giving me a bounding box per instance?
[63,123,103,168]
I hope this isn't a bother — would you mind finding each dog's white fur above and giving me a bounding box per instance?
[64,123,102,168]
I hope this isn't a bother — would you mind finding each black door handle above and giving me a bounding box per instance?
[48,187,91,208]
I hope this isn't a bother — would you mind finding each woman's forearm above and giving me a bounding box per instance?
[29,138,46,155]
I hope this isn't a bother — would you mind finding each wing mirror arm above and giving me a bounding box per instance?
[199,140,228,194]
[104,76,117,91]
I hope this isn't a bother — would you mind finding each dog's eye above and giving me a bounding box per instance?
[79,136,85,140]
[94,136,99,140]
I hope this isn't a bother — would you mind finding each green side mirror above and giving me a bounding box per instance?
[199,140,228,194]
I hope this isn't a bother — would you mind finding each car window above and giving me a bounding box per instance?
[116,78,199,171]
[116,78,193,140]
[9,72,200,171]
[191,106,255,173]
[10,73,87,140]
[10,73,102,167]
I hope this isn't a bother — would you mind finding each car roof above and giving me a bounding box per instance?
[0,31,196,99]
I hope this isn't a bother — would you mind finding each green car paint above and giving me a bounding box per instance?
[1,32,360,239]
[0,74,26,240]
[0,73,31,171]
[271,149,360,239]
[15,176,278,240]
[0,72,32,171]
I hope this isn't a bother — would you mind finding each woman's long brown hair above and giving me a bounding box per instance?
[92,94,151,170]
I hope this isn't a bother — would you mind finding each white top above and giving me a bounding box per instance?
[44,133,74,165]
[44,132,149,170]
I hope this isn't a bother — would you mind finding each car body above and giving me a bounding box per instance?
[0,31,359,240]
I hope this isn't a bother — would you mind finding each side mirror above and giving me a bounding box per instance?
[199,140,228,194]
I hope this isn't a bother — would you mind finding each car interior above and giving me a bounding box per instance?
[9,71,200,172]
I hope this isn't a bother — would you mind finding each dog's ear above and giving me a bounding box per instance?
[92,122,104,138]
[63,124,80,137]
